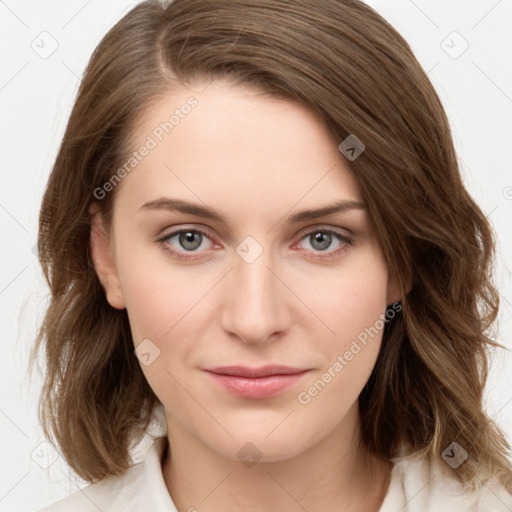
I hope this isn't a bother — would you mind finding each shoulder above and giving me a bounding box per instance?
[38,437,177,512]
[380,450,512,512]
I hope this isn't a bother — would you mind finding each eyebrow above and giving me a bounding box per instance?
[138,197,366,224]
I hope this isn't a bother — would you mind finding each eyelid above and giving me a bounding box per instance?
[157,222,215,238]
[296,224,352,239]
[157,224,219,249]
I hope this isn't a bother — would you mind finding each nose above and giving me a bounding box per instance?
[220,246,291,345]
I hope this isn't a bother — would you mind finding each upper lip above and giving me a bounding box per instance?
[205,365,308,378]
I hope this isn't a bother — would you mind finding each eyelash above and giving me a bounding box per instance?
[156,226,354,261]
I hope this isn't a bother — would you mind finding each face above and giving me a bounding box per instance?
[91,79,399,463]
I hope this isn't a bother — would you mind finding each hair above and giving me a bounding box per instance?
[30,0,512,492]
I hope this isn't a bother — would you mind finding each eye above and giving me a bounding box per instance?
[295,227,353,258]
[157,225,354,262]
[157,228,215,260]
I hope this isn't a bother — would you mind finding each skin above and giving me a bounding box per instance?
[90,79,402,512]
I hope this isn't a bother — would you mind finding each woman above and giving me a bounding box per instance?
[33,0,512,510]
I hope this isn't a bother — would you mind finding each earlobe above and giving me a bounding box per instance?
[386,270,413,306]
[89,205,126,310]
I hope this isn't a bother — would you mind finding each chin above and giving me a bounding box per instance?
[203,429,314,465]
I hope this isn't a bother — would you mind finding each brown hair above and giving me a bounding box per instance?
[30,0,512,491]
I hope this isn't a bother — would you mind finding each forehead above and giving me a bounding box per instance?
[114,80,363,220]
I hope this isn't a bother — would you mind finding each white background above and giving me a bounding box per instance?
[1,0,511,510]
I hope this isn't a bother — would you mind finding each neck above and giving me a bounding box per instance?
[161,404,392,512]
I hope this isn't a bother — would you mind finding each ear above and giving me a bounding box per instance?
[89,204,126,310]
[386,269,413,306]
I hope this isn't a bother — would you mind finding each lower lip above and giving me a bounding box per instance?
[205,371,309,399]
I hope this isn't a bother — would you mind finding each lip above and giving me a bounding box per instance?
[206,365,307,378]
[204,365,310,399]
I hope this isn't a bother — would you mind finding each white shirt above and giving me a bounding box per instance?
[39,433,512,512]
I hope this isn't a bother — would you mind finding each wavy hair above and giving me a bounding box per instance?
[30,0,512,490]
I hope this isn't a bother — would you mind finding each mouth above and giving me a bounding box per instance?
[203,365,310,399]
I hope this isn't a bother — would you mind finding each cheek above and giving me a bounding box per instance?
[114,241,221,398]
[121,272,191,343]
[114,234,205,343]
[117,256,207,408]
[295,252,389,406]
[304,255,389,350]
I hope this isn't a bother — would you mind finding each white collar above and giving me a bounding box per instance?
[41,436,177,511]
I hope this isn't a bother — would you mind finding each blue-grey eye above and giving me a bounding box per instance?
[176,230,203,251]
[309,231,333,251]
